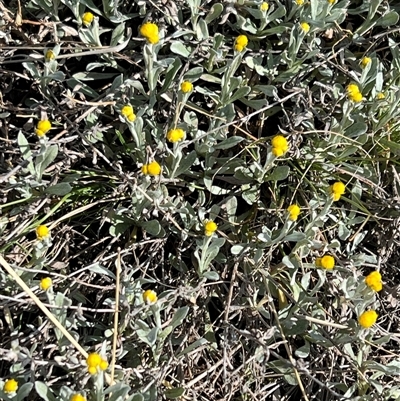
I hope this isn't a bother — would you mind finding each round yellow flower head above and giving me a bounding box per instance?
[82,12,94,27]
[360,56,371,68]
[327,0,336,4]
[181,81,193,93]
[35,120,52,137]
[358,310,378,328]
[365,271,383,292]
[260,2,269,11]
[287,204,301,221]
[271,135,289,156]
[204,220,218,236]
[45,50,55,62]
[4,379,18,394]
[36,225,50,240]
[143,289,158,305]
[141,161,162,176]
[316,255,335,270]
[330,181,346,201]
[71,394,86,401]
[86,352,107,375]
[167,128,185,143]
[40,277,53,291]
[121,105,136,122]
[140,22,159,44]
[376,92,385,100]
[346,83,363,102]
[295,0,305,5]
[300,22,310,33]
[234,35,248,52]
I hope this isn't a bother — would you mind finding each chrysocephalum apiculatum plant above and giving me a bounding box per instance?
[1,0,400,400]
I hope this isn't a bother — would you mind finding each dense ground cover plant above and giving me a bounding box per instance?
[1,0,400,400]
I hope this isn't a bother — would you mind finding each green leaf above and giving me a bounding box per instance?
[140,220,163,236]
[205,3,223,23]
[378,11,399,27]
[164,388,185,399]
[110,22,125,46]
[45,183,72,196]
[345,122,367,138]
[202,270,220,280]
[170,41,191,58]
[266,166,290,182]
[35,145,58,179]
[147,327,159,346]
[128,395,144,401]
[87,263,116,279]
[229,86,251,103]
[170,307,189,329]
[214,136,244,150]
[104,382,131,401]
[18,132,32,161]
[35,382,56,401]
[160,57,182,93]
[16,383,34,401]
[174,151,197,178]
[178,338,208,357]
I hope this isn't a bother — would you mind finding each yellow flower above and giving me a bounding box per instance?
[167,128,185,143]
[35,120,52,137]
[204,220,218,236]
[181,81,193,93]
[143,289,158,305]
[260,2,269,11]
[121,105,136,122]
[45,50,55,62]
[141,161,162,176]
[82,12,94,27]
[271,135,289,157]
[376,92,385,100]
[140,22,159,44]
[365,271,383,292]
[295,0,304,5]
[234,35,248,52]
[347,83,363,102]
[86,352,108,375]
[36,225,50,240]
[40,277,52,291]
[360,56,371,68]
[327,0,335,4]
[358,310,378,328]
[4,379,18,394]
[71,394,86,401]
[316,255,335,270]
[330,181,346,201]
[300,22,310,33]
[287,204,301,221]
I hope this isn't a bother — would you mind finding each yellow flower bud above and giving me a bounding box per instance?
[316,255,335,270]
[358,310,378,328]
[35,120,52,137]
[141,161,161,176]
[204,220,218,236]
[234,35,248,52]
[40,277,53,291]
[140,22,159,44]
[167,128,185,143]
[181,81,193,93]
[300,22,310,33]
[36,225,50,240]
[4,379,18,394]
[143,289,158,305]
[82,12,94,27]
[287,204,301,221]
